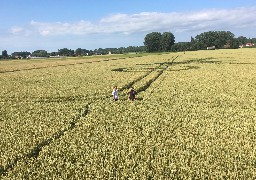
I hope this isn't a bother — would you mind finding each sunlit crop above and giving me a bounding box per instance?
[1,49,256,179]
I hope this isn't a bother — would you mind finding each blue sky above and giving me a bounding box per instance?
[1,0,256,53]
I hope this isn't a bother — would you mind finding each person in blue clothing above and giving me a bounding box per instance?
[112,86,118,101]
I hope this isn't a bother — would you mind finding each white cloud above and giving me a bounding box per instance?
[29,20,96,36]
[10,26,34,37]
[11,27,25,34]
[19,7,255,36]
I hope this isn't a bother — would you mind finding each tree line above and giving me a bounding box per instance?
[1,31,255,60]
[144,31,256,52]
[1,46,146,59]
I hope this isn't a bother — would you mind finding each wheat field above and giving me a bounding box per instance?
[1,49,256,179]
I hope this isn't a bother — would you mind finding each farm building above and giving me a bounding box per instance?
[245,43,255,47]
[207,46,215,50]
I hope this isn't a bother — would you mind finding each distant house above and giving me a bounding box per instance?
[207,46,215,50]
[245,43,254,47]
[27,55,48,59]
[223,44,230,49]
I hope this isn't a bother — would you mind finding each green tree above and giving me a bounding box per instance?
[161,32,175,51]
[171,42,190,52]
[32,50,48,57]
[237,36,247,45]
[75,48,89,56]
[230,38,240,49]
[2,50,8,58]
[58,48,74,56]
[144,32,175,52]
[11,51,31,59]
[192,31,236,50]
[50,52,58,56]
[144,32,162,52]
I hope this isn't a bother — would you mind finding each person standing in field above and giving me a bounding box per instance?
[112,86,118,101]
[128,87,137,101]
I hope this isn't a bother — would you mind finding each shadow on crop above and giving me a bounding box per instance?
[229,62,256,65]
[111,67,129,72]
[175,58,222,65]
[111,67,159,72]
[168,65,201,72]
[135,97,143,101]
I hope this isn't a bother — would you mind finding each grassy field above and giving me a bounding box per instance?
[0,49,256,179]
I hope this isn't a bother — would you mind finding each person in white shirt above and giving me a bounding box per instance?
[112,86,118,101]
